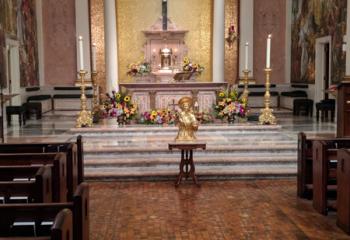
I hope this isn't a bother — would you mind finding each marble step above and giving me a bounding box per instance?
[84,164,297,180]
[71,124,283,134]
[84,144,297,155]
[84,155,297,167]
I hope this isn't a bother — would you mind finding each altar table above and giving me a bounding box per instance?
[120,82,226,113]
[168,142,206,187]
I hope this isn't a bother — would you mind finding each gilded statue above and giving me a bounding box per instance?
[176,97,198,141]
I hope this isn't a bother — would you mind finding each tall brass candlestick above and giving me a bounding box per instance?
[240,69,250,104]
[76,70,93,128]
[259,68,276,125]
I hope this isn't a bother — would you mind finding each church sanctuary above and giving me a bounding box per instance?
[3,0,350,239]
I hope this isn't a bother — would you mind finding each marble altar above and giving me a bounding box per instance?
[120,82,226,114]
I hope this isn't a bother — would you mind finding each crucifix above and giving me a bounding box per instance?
[162,0,167,30]
[168,99,177,111]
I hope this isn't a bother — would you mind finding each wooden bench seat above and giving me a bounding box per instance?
[0,153,67,202]
[0,165,52,203]
[0,209,73,240]
[0,136,84,201]
[297,132,350,199]
[0,183,89,240]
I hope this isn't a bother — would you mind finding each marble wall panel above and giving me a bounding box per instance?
[197,91,216,112]
[155,91,191,110]
[132,92,150,114]
[42,0,76,86]
[253,0,286,84]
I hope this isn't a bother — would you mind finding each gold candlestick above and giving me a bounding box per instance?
[259,68,276,125]
[76,70,93,128]
[240,69,250,104]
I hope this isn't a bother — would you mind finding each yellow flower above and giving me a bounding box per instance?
[218,92,225,98]
[124,96,131,102]
[151,110,157,116]
[116,93,121,99]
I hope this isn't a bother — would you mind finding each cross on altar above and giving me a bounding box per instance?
[162,0,167,30]
[168,99,177,111]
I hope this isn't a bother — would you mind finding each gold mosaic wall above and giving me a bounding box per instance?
[90,0,239,86]
[116,0,213,82]
[90,0,106,93]
[225,0,239,84]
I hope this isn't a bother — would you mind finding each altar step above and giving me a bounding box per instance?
[84,164,296,180]
[69,123,299,180]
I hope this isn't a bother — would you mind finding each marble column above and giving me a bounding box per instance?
[75,0,91,76]
[104,0,119,92]
[35,0,45,86]
[213,0,225,83]
[239,0,254,77]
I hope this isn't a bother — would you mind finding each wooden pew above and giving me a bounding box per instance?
[0,135,83,201]
[0,208,73,240]
[0,183,89,240]
[0,165,52,203]
[312,140,338,215]
[297,132,350,198]
[0,153,67,202]
[337,149,350,234]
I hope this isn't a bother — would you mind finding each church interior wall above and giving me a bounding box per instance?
[41,0,77,86]
[253,0,286,85]
[291,0,347,84]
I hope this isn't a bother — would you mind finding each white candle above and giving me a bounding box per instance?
[92,43,97,72]
[78,36,84,70]
[266,34,272,68]
[245,42,249,70]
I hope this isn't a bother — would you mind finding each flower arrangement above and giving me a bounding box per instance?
[214,88,247,120]
[182,57,204,74]
[195,111,214,124]
[127,62,151,76]
[103,90,137,121]
[140,109,177,125]
[226,24,238,47]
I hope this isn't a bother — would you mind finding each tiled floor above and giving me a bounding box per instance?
[89,180,350,240]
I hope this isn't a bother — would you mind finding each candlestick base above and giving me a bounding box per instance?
[259,108,276,125]
[76,110,93,128]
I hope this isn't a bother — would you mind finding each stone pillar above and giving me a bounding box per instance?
[346,0,350,75]
[75,0,91,76]
[239,0,254,77]
[36,0,45,86]
[104,0,119,92]
[213,0,225,83]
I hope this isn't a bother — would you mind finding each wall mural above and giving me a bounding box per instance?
[19,0,39,87]
[291,0,347,84]
[0,0,38,87]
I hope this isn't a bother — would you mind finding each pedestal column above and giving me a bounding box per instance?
[104,0,119,92]
[239,0,254,77]
[213,0,225,83]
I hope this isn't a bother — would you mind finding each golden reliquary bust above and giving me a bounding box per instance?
[175,97,198,141]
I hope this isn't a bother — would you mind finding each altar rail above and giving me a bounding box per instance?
[120,82,227,113]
